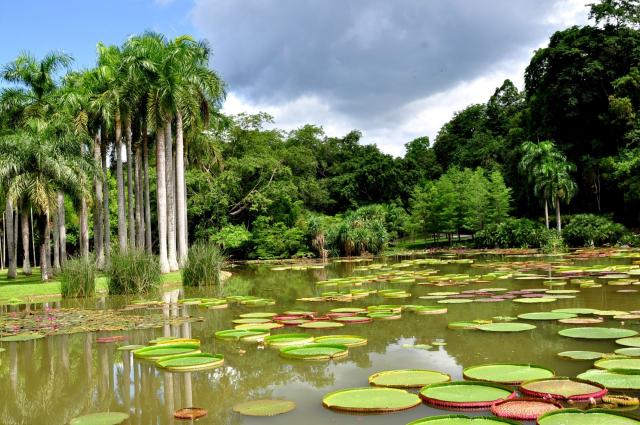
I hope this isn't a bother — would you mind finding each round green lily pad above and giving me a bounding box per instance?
[559,327,638,340]
[235,322,283,330]
[157,353,224,372]
[214,329,270,342]
[513,297,557,303]
[538,409,640,425]
[117,344,146,351]
[264,333,314,347]
[233,399,296,417]
[329,307,366,314]
[616,337,640,347]
[595,357,640,371]
[298,321,344,329]
[518,312,576,320]
[557,351,603,360]
[552,308,599,314]
[133,343,201,360]
[616,348,640,357]
[577,369,640,390]
[239,312,277,319]
[368,369,450,388]
[0,333,44,342]
[322,387,421,412]
[463,363,554,384]
[314,335,367,347]
[232,318,272,325]
[407,415,520,425]
[477,322,536,332]
[367,312,402,320]
[419,381,515,407]
[437,299,473,304]
[279,343,348,360]
[448,321,482,330]
[69,412,129,425]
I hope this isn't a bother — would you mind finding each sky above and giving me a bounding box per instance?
[0,0,590,156]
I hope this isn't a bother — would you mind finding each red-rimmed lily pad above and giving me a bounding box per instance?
[419,381,516,408]
[322,387,421,412]
[463,363,554,385]
[519,377,607,400]
[233,399,296,417]
[368,369,450,388]
[490,398,562,421]
[174,407,207,420]
[559,327,638,340]
[538,408,640,425]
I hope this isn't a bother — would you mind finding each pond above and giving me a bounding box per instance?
[2,249,640,424]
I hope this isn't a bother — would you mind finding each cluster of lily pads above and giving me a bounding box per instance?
[321,363,640,424]
[178,294,276,308]
[125,336,224,372]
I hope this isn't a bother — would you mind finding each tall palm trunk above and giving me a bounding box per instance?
[39,210,51,281]
[5,200,16,279]
[45,211,53,278]
[544,199,549,229]
[80,197,89,257]
[165,121,178,271]
[135,140,144,249]
[101,133,111,263]
[555,197,562,233]
[143,124,152,254]
[53,209,60,272]
[93,129,104,269]
[115,110,127,251]
[175,111,187,265]
[57,192,66,265]
[126,117,136,248]
[20,210,31,275]
[156,126,170,273]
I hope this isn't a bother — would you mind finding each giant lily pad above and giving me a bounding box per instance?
[156,353,224,372]
[419,381,515,408]
[463,363,554,385]
[538,409,640,425]
[518,312,576,320]
[314,335,367,347]
[595,357,640,371]
[232,318,272,325]
[616,348,640,357]
[559,327,638,340]
[513,297,557,303]
[264,333,314,347]
[298,321,344,329]
[233,399,295,417]
[578,369,640,390]
[368,369,450,388]
[0,332,44,342]
[557,351,604,360]
[322,387,421,412]
[616,337,640,347]
[519,377,607,400]
[279,343,348,360]
[552,308,599,315]
[477,322,536,332]
[239,312,277,319]
[69,412,129,425]
[490,398,561,421]
[214,329,270,342]
[133,343,200,360]
[407,415,520,425]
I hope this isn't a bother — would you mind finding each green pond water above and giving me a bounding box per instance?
[2,251,640,424]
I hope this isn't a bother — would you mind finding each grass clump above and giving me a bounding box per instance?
[182,242,225,287]
[107,249,161,295]
[60,256,96,298]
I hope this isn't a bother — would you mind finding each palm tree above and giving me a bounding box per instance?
[520,140,576,232]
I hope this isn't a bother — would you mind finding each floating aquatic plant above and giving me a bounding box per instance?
[233,399,296,416]
[322,387,421,412]
[463,363,554,384]
[419,381,515,408]
[368,369,450,388]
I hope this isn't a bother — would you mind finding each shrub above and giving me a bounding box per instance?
[619,232,640,247]
[107,249,161,295]
[326,205,389,256]
[182,242,226,287]
[60,256,96,298]
[541,230,568,254]
[563,214,627,247]
[250,216,307,259]
[474,218,549,248]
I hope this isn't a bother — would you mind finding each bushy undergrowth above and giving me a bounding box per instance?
[474,218,550,248]
[60,256,96,298]
[107,250,160,295]
[182,242,226,287]
[562,214,627,247]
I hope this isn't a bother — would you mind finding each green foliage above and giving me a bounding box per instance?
[326,205,389,256]
[107,250,161,295]
[210,224,251,251]
[250,216,308,259]
[540,230,568,254]
[60,256,96,298]
[474,218,550,248]
[563,214,627,246]
[181,242,225,287]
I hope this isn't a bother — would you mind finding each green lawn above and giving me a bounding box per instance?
[0,268,182,301]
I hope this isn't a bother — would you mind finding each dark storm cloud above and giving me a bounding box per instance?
[191,0,572,124]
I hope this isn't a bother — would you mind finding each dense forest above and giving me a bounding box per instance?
[1,0,640,276]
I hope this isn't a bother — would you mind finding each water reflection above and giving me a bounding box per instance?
[1,254,640,424]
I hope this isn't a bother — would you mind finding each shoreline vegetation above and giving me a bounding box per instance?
[0,0,639,296]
